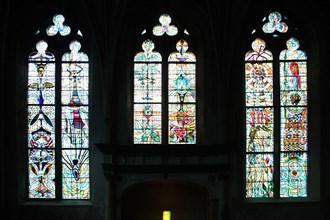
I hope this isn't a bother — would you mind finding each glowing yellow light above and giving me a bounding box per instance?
[163,210,171,220]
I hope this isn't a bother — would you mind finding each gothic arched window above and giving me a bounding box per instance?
[245,11,308,198]
[27,14,90,199]
[133,14,197,144]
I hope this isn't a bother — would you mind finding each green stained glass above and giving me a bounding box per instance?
[168,63,196,103]
[134,40,162,144]
[246,108,274,152]
[246,153,274,198]
[245,13,309,199]
[169,104,196,144]
[134,40,161,62]
[280,152,307,197]
[280,38,308,197]
[61,41,90,199]
[62,149,90,199]
[134,63,162,103]
[134,104,162,144]
[168,40,196,144]
[245,37,274,198]
[245,62,273,106]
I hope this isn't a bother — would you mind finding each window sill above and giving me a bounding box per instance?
[19,200,93,206]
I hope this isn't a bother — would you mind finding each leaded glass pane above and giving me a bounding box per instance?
[280,107,308,152]
[245,37,274,198]
[62,149,90,199]
[246,153,274,198]
[262,12,288,34]
[168,39,196,62]
[28,63,55,105]
[280,38,307,60]
[279,37,308,198]
[168,40,196,144]
[134,63,161,103]
[134,40,161,62]
[28,149,55,198]
[245,38,273,61]
[246,107,274,152]
[134,40,162,144]
[245,62,273,106]
[153,14,178,36]
[62,106,89,149]
[280,62,307,106]
[61,41,90,199]
[28,41,56,199]
[280,152,307,197]
[134,104,162,144]
[46,14,71,36]
[168,63,196,103]
[169,104,196,144]
[28,106,56,147]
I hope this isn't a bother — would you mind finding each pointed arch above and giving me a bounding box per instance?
[133,14,198,145]
[245,11,310,199]
[27,14,90,200]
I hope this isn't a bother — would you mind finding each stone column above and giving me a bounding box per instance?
[103,165,115,220]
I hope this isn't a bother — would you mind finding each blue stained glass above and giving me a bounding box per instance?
[46,14,71,36]
[246,154,274,198]
[280,152,307,197]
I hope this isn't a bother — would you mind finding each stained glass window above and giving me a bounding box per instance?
[245,12,308,199]
[134,39,162,144]
[46,14,71,36]
[27,14,89,200]
[279,38,307,197]
[168,40,196,144]
[61,41,90,199]
[28,41,56,198]
[153,14,178,36]
[134,14,197,145]
[245,38,274,198]
[262,11,288,36]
